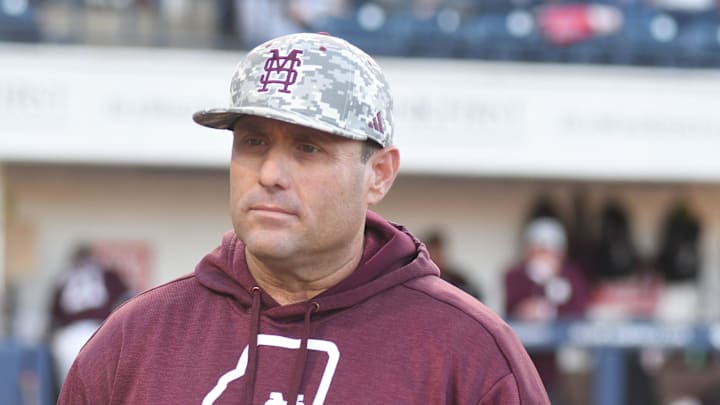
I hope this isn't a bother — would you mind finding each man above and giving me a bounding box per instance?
[49,244,131,387]
[504,217,590,403]
[58,32,548,404]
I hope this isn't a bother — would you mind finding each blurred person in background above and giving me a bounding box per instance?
[424,230,483,301]
[48,244,132,389]
[58,32,548,404]
[234,0,350,47]
[504,216,591,404]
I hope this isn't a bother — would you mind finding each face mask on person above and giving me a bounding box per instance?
[526,252,561,284]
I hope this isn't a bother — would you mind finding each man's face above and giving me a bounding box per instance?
[230,116,373,264]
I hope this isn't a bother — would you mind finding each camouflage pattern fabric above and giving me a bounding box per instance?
[193,32,394,147]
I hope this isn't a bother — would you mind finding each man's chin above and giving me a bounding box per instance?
[243,236,296,261]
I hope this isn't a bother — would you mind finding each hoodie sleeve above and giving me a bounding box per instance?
[57,332,118,405]
[488,324,550,405]
[477,373,523,404]
[57,299,127,404]
[57,361,91,405]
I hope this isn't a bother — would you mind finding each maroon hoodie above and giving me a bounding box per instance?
[58,211,548,404]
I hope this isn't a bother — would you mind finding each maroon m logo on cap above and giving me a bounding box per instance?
[258,49,304,94]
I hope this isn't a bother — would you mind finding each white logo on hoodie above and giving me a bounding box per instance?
[202,334,340,405]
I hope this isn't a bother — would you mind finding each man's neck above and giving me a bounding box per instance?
[245,239,365,306]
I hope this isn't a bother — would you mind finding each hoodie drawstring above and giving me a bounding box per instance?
[287,301,319,405]
[243,286,262,405]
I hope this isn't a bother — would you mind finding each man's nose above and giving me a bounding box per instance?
[258,147,291,189]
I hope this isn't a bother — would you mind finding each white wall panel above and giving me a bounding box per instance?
[2,44,720,181]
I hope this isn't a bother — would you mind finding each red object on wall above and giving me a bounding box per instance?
[92,241,153,293]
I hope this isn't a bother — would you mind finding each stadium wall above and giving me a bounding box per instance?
[2,44,720,340]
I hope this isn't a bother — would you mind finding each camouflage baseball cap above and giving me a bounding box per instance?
[193,32,394,147]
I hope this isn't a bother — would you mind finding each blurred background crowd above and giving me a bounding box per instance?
[3,0,720,67]
[3,1,720,405]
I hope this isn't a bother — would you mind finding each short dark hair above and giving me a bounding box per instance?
[360,140,382,163]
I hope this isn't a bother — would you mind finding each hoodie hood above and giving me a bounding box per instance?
[194,210,439,319]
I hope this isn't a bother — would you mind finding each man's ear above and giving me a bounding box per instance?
[367,146,400,206]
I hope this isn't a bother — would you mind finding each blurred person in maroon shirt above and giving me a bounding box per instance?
[504,216,590,403]
[49,244,132,387]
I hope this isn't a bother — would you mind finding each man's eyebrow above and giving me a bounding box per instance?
[294,127,343,143]
[293,131,324,142]
[233,122,264,135]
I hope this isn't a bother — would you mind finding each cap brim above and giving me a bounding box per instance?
[192,108,244,130]
[193,106,369,144]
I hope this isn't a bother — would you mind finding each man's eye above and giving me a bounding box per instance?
[243,137,265,146]
[299,144,320,154]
